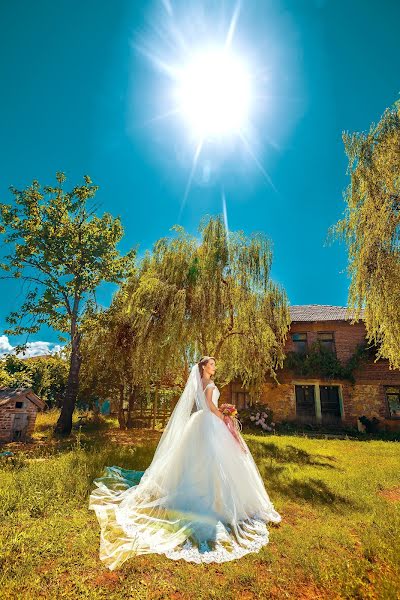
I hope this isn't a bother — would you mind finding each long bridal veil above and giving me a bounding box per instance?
[89,364,281,569]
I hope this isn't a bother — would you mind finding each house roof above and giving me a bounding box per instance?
[289,304,365,322]
[0,387,45,409]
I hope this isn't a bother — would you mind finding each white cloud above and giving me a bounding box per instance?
[0,335,14,355]
[0,335,64,358]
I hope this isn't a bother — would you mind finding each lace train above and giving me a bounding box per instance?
[89,464,281,569]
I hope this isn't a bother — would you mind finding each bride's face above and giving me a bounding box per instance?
[204,358,216,377]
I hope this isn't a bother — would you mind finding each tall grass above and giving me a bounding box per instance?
[0,414,399,599]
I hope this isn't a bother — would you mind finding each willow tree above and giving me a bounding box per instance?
[80,278,187,428]
[125,215,291,397]
[79,282,145,429]
[0,172,136,434]
[329,100,400,369]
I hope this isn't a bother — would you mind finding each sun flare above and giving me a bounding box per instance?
[136,1,279,212]
[176,48,252,140]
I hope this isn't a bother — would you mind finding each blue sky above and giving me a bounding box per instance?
[1,0,399,354]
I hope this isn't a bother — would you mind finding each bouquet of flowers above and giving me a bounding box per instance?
[219,403,248,453]
[219,403,238,418]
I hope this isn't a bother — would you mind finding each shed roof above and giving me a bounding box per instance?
[0,387,45,409]
[289,304,365,323]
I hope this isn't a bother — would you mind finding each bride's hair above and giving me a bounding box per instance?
[198,356,216,377]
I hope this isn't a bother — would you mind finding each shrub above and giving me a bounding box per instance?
[239,403,275,433]
[359,415,380,433]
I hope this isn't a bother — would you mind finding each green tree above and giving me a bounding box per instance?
[0,363,12,388]
[81,216,290,424]
[0,355,32,388]
[0,352,68,406]
[26,353,69,407]
[79,295,139,429]
[80,279,187,429]
[124,215,291,397]
[329,99,400,369]
[0,173,136,434]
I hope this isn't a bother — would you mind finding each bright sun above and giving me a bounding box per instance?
[176,48,252,139]
[137,1,276,211]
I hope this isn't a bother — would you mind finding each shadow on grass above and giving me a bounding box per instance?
[248,440,338,469]
[276,476,355,508]
[246,440,356,510]
[14,423,162,459]
[256,463,356,510]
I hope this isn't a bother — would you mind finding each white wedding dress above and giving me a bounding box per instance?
[89,366,281,570]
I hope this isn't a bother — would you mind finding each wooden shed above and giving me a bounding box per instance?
[0,387,45,443]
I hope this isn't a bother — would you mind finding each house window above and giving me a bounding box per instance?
[231,390,250,410]
[15,401,24,409]
[385,386,400,418]
[317,332,336,354]
[320,385,341,421]
[291,333,308,354]
[295,385,316,418]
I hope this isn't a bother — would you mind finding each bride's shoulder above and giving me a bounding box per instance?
[203,381,217,391]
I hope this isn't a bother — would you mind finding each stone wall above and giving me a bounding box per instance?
[221,380,400,431]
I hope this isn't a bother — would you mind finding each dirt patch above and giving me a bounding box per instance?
[1,427,163,455]
[103,428,162,446]
[91,571,121,588]
[279,503,318,527]
[378,486,400,502]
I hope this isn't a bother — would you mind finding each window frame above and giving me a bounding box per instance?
[317,331,336,355]
[384,385,400,419]
[231,390,250,410]
[294,383,316,418]
[291,332,308,354]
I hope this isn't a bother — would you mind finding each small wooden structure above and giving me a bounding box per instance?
[0,387,45,443]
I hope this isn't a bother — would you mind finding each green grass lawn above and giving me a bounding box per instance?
[0,410,399,600]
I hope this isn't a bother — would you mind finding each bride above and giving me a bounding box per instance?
[89,356,281,570]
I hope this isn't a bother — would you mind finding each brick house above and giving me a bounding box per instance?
[0,387,45,443]
[221,305,400,431]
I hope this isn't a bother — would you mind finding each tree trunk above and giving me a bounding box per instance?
[126,386,137,429]
[117,385,126,429]
[152,387,158,430]
[54,331,82,435]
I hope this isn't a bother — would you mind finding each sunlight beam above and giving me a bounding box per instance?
[239,132,277,191]
[178,140,204,220]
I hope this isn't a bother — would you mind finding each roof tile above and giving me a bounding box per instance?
[289,304,365,322]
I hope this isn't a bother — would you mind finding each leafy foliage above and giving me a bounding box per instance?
[0,353,68,407]
[0,172,136,340]
[329,99,400,369]
[358,415,380,434]
[284,340,369,383]
[124,215,291,397]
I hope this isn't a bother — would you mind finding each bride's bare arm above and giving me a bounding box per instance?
[205,387,224,420]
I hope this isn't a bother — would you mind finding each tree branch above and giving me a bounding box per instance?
[22,258,73,316]
[214,330,247,357]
